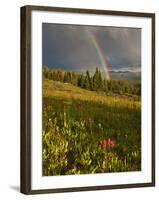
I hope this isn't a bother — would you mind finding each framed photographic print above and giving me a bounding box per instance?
[20,5,155,194]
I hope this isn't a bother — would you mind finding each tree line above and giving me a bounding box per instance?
[43,66,141,96]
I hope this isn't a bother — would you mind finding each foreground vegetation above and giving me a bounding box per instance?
[42,79,141,176]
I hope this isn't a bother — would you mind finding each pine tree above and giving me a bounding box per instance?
[68,72,72,83]
[78,74,85,88]
[83,75,89,89]
[93,66,99,91]
[97,69,103,90]
[86,70,92,90]
[92,66,104,91]
[64,72,69,83]
[71,72,78,85]
[57,70,63,82]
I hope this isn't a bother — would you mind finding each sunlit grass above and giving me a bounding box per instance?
[42,79,141,176]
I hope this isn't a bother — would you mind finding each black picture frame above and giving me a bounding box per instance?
[20,5,155,195]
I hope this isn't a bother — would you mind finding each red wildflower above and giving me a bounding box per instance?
[101,138,115,150]
[108,138,111,146]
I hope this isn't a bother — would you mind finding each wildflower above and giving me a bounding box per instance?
[108,138,111,146]
[108,138,115,148]
[101,138,115,150]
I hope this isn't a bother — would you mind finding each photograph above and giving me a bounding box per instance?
[20,6,155,194]
[42,23,141,176]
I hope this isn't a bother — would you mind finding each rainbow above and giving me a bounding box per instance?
[87,31,111,80]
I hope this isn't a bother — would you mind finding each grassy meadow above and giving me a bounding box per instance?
[42,78,141,176]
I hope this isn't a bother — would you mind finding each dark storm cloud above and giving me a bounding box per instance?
[94,27,141,68]
[42,23,141,72]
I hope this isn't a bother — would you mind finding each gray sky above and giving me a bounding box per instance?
[42,23,141,73]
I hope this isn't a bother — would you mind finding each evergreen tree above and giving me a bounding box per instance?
[71,72,78,85]
[68,72,72,83]
[78,74,85,88]
[64,72,69,83]
[83,75,89,89]
[86,70,92,90]
[57,70,63,82]
[97,69,103,90]
[93,66,103,91]
[93,66,99,91]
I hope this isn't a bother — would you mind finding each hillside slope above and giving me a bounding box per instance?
[42,79,141,175]
[43,79,141,109]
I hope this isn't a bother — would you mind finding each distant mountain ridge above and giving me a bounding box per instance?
[102,71,141,83]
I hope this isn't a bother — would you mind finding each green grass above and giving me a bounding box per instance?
[42,79,141,176]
